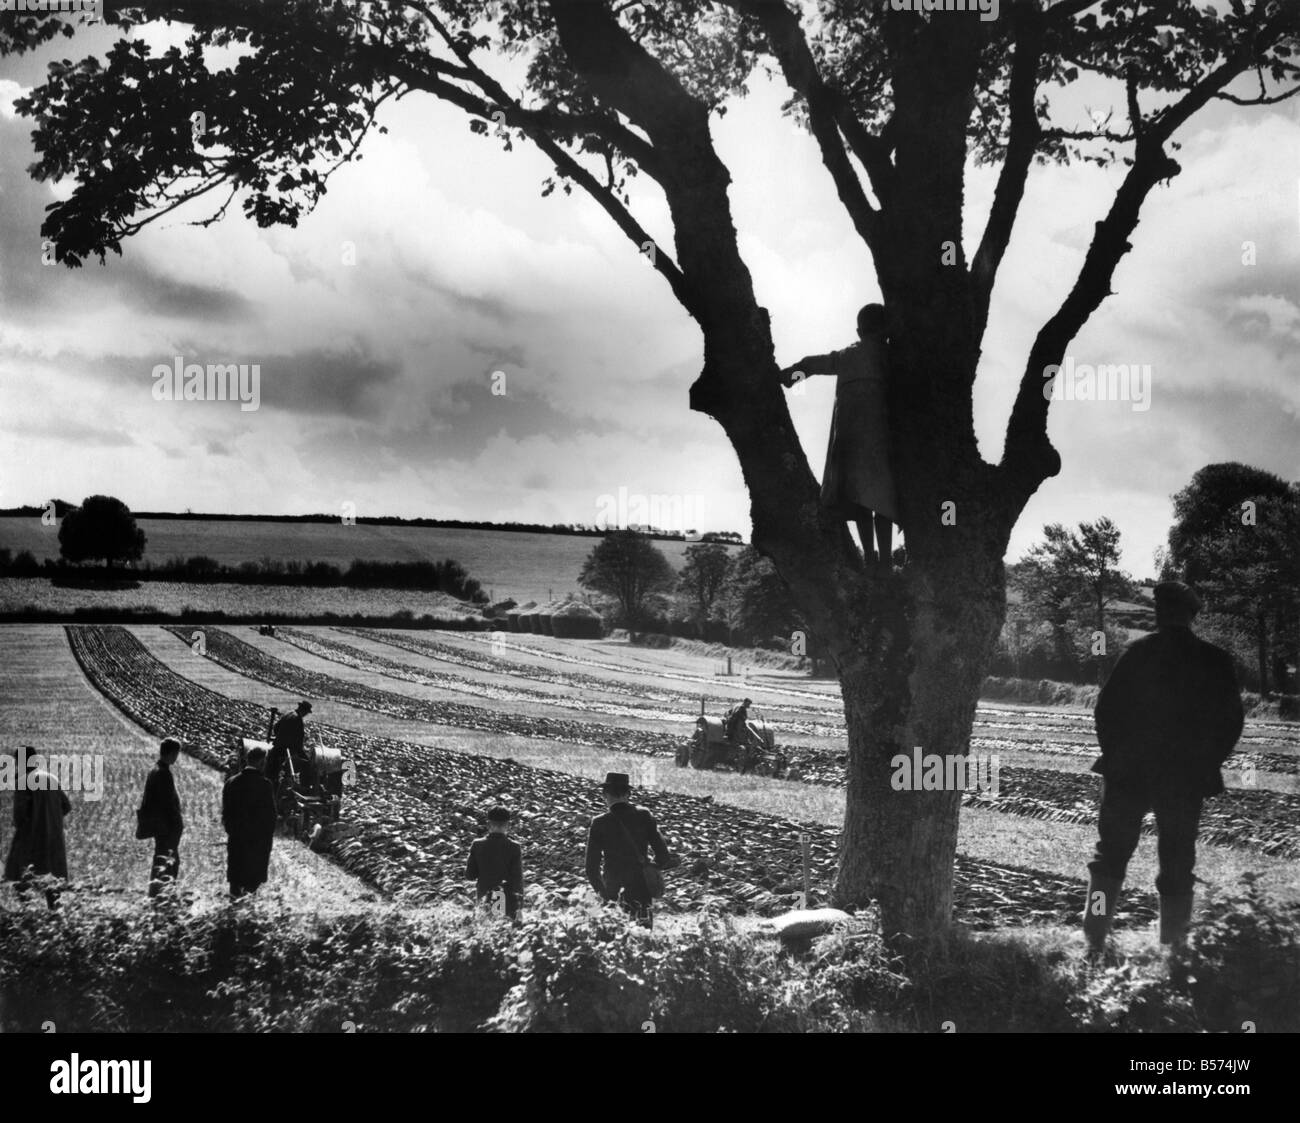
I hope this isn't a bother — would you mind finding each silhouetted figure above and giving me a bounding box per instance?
[585,772,676,928]
[267,700,312,792]
[3,748,71,909]
[1083,582,1244,954]
[223,745,277,900]
[781,303,898,570]
[725,697,756,743]
[465,805,523,920]
[139,737,185,898]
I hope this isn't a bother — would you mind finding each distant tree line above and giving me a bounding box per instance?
[0,495,489,602]
[0,503,744,545]
[578,461,1300,694]
[0,553,490,603]
[577,531,832,673]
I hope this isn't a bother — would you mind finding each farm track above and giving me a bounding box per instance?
[186,627,1300,860]
[69,624,1154,929]
[359,628,1300,776]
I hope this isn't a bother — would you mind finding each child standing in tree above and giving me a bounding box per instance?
[780,303,898,570]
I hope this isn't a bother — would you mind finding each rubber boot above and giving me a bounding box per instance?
[1159,892,1194,947]
[1082,874,1122,956]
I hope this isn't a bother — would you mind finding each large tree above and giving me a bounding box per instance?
[719,544,802,646]
[578,530,677,626]
[7,1,1298,940]
[58,494,147,568]
[1168,464,1299,693]
[1010,517,1131,680]
[678,541,734,636]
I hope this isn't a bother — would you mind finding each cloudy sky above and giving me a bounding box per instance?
[1,14,1297,578]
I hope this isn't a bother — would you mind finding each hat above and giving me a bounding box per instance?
[486,806,511,823]
[600,772,631,795]
[296,700,313,714]
[1153,581,1201,619]
[742,698,752,706]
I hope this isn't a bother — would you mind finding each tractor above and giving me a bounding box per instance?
[234,707,350,850]
[677,707,787,777]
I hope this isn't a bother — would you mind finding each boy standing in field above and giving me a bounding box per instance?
[138,737,185,898]
[465,806,523,920]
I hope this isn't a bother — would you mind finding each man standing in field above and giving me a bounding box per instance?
[585,772,676,928]
[3,746,72,909]
[139,737,184,899]
[267,700,312,792]
[222,745,277,900]
[1084,581,1244,954]
[465,805,523,921]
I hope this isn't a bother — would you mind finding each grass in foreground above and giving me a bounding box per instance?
[0,877,1295,1033]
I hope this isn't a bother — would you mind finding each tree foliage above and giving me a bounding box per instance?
[719,545,801,646]
[578,530,677,627]
[1008,516,1131,673]
[677,541,733,633]
[58,495,147,568]
[1167,463,1299,693]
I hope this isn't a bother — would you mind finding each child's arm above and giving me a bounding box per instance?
[464,842,479,881]
[779,347,853,386]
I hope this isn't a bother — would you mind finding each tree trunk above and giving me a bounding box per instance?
[1256,614,1269,695]
[832,530,1007,939]
[1270,611,1288,695]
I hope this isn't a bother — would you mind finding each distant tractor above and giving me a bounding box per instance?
[678,707,787,777]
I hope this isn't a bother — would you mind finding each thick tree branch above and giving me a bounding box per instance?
[546,0,868,663]
[999,6,1298,510]
[970,3,1043,342]
[722,0,889,254]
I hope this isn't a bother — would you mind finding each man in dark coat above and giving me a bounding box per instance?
[3,747,72,909]
[465,805,524,920]
[725,698,753,743]
[1084,582,1244,953]
[222,745,277,899]
[585,772,675,928]
[139,737,185,898]
[267,701,312,791]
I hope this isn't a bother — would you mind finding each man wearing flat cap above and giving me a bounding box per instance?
[585,772,677,927]
[1083,581,1243,955]
[267,700,313,793]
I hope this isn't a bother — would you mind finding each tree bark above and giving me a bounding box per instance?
[1256,614,1269,695]
[829,511,1007,939]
